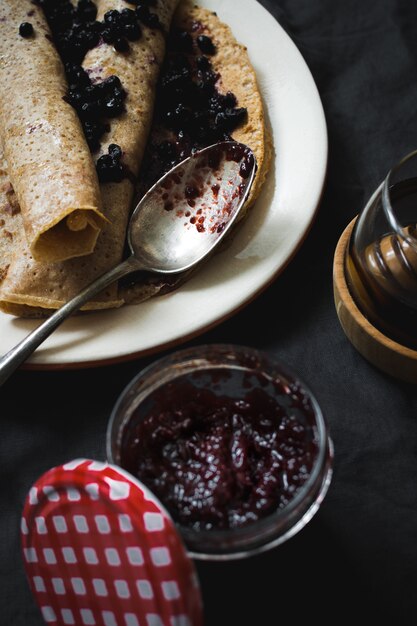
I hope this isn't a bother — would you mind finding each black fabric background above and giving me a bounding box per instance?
[3,0,417,623]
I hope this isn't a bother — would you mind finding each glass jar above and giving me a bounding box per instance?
[107,344,333,561]
[345,149,417,348]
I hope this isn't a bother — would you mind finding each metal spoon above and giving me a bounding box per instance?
[0,141,256,385]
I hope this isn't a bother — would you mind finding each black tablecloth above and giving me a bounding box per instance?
[3,1,417,624]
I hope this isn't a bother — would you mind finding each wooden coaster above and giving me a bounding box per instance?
[333,218,417,384]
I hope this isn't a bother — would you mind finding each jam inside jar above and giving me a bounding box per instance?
[107,345,333,560]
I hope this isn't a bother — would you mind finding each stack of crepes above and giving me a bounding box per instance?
[0,0,180,316]
[0,0,271,317]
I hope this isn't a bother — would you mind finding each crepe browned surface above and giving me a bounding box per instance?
[0,0,106,264]
[0,0,180,317]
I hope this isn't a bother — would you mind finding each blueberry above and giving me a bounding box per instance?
[83,120,108,151]
[125,22,142,41]
[135,4,150,20]
[80,100,99,118]
[144,12,161,29]
[76,0,97,22]
[104,75,122,90]
[96,147,125,183]
[196,34,215,55]
[19,22,34,37]
[65,63,90,86]
[68,88,84,105]
[113,87,126,100]
[96,153,113,174]
[196,55,210,70]
[197,68,217,86]
[120,8,137,24]
[165,103,192,130]
[161,67,190,90]
[101,28,114,43]
[136,6,161,29]
[105,96,124,115]
[104,9,120,24]
[209,92,237,114]
[227,107,247,129]
[109,143,122,158]
[170,29,193,53]
[222,91,237,108]
[113,37,129,52]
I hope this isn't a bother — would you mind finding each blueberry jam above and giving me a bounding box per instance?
[35,0,162,180]
[19,22,34,37]
[139,23,248,189]
[121,369,319,531]
[64,69,127,151]
[35,0,101,64]
[96,143,126,183]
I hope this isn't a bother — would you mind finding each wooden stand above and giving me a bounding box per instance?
[333,218,417,384]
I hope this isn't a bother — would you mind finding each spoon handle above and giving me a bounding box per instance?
[0,256,141,386]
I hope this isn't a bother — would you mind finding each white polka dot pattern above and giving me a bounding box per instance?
[51,578,65,595]
[104,477,131,501]
[73,515,89,533]
[83,547,99,565]
[150,548,171,567]
[21,459,203,626]
[62,547,77,564]
[61,608,75,624]
[147,615,164,626]
[105,547,121,567]
[124,614,139,626]
[21,517,29,535]
[85,484,100,501]
[126,547,144,566]
[33,576,46,593]
[80,608,95,625]
[52,516,68,534]
[92,579,108,597]
[43,548,57,565]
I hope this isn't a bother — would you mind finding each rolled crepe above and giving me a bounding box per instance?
[182,4,271,212]
[122,0,272,304]
[0,0,180,315]
[0,0,106,263]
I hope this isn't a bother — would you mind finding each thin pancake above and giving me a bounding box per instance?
[0,0,105,263]
[0,0,270,316]
[0,0,180,316]
[173,1,272,213]
[121,0,272,304]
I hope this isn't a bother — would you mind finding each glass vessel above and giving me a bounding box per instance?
[345,149,417,348]
[107,344,333,561]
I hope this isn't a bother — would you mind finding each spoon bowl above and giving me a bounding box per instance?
[0,141,256,385]
[128,141,256,273]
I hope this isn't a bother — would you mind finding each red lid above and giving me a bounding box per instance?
[21,459,203,626]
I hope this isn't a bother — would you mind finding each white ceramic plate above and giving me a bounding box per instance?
[0,0,327,368]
